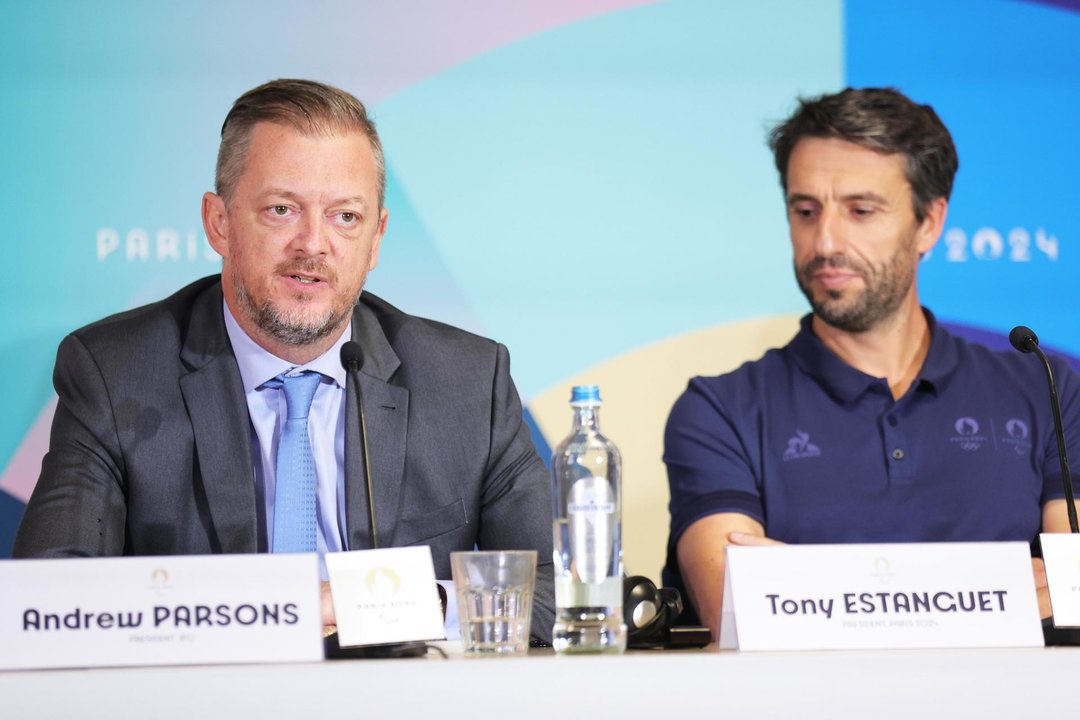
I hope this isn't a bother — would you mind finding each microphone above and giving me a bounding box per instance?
[1009,326,1079,534]
[326,341,428,658]
[340,341,379,549]
[1009,325,1039,355]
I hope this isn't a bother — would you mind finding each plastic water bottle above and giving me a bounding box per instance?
[551,385,626,653]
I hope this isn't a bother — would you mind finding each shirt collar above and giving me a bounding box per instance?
[913,308,960,395]
[789,307,959,404]
[223,300,350,392]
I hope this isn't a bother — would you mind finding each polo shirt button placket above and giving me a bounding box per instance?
[882,408,913,481]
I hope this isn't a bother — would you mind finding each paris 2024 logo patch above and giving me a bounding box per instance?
[951,416,1031,454]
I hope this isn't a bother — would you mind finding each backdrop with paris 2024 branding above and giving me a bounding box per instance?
[1,0,1078,581]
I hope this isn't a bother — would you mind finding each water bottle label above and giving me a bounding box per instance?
[568,501,617,513]
[568,476,616,583]
[555,575,623,607]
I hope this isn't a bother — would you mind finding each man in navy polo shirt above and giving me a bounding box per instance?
[663,87,1080,638]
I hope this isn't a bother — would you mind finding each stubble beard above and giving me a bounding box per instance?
[795,242,916,334]
[232,259,360,348]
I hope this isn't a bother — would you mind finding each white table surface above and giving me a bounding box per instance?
[3,642,1079,719]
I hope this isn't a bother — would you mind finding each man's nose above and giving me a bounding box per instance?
[291,213,329,255]
[814,204,845,257]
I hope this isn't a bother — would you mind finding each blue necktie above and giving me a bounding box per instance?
[268,371,322,553]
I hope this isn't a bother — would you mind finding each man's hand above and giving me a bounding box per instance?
[1032,557,1052,620]
[321,581,337,633]
[728,532,784,547]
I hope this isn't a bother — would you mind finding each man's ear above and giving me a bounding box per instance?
[367,207,389,271]
[202,192,229,258]
[916,196,948,256]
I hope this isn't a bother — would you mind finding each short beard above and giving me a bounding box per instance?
[233,260,358,347]
[795,247,914,334]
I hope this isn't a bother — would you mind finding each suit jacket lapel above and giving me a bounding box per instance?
[178,282,259,553]
[345,300,408,551]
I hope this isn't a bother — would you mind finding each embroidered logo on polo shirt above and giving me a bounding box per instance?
[950,416,987,451]
[783,429,821,461]
[1002,418,1032,456]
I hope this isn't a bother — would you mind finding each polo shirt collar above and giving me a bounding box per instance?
[223,300,350,392]
[790,307,960,404]
[913,308,960,396]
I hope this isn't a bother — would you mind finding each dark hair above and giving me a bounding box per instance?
[216,78,385,207]
[768,87,958,222]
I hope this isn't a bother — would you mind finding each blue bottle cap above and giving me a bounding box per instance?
[570,384,602,405]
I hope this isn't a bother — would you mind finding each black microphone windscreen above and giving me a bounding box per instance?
[340,341,364,371]
[1009,325,1039,353]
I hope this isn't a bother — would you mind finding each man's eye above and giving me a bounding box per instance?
[340,212,357,223]
[272,205,290,216]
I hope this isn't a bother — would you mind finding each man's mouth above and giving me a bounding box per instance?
[813,271,862,292]
[276,259,335,287]
[815,269,858,281]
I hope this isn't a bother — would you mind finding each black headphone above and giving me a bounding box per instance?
[623,575,684,648]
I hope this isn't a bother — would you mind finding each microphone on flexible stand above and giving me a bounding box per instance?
[1010,325,1080,646]
[340,341,379,548]
[1008,326,1078,533]
[323,340,426,659]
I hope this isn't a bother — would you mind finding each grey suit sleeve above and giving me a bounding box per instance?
[478,343,555,644]
[12,334,128,557]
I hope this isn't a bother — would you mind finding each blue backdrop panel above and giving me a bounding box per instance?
[846,0,1080,356]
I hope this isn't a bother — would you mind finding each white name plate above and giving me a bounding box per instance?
[0,554,324,671]
[325,547,444,647]
[719,542,1043,651]
[1040,533,1080,627]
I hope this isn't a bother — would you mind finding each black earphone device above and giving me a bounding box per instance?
[623,575,709,649]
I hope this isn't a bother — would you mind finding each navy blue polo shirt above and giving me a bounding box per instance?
[663,310,1080,614]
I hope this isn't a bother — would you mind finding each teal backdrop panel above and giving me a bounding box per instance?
[0,0,844,554]
[6,0,1076,557]
[375,0,841,398]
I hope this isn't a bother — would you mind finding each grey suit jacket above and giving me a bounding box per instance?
[14,276,555,641]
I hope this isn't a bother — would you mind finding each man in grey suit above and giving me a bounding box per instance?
[13,79,555,642]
